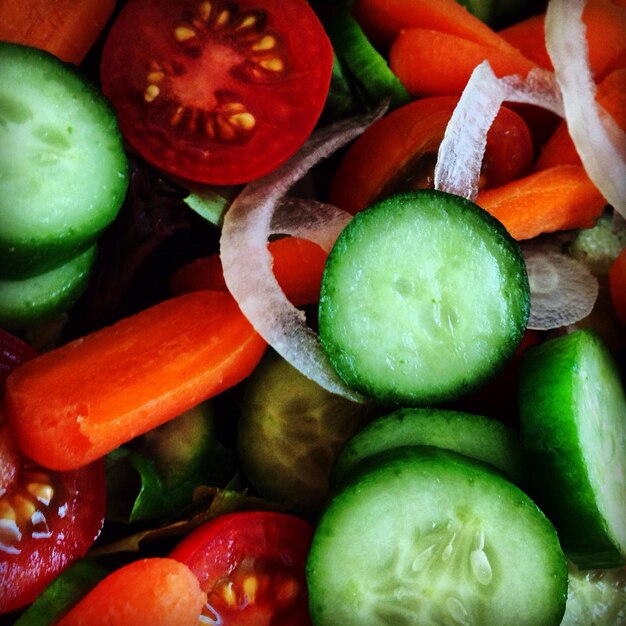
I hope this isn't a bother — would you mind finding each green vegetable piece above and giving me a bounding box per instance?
[238,350,369,510]
[327,10,411,109]
[14,559,107,626]
[322,52,356,121]
[106,402,235,522]
[0,244,96,331]
[561,561,626,626]
[319,190,530,406]
[332,407,525,486]
[519,329,626,568]
[183,184,238,228]
[307,446,568,626]
[0,42,128,279]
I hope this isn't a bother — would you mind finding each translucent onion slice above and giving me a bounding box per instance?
[220,108,386,402]
[435,63,563,201]
[545,0,626,217]
[522,239,599,330]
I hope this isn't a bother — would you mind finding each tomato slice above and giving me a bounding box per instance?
[170,511,313,625]
[100,0,333,185]
[0,330,106,613]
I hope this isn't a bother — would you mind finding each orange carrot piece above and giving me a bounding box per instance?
[57,558,205,626]
[0,0,115,65]
[609,247,626,325]
[3,290,267,471]
[329,96,532,213]
[477,165,607,240]
[499,0,626,81]
[353,0,524,53]
[170,237,328,307]
[536,67,626,170]
[390,28,536,97]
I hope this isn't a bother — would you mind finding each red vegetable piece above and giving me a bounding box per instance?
[0,328,37,391]
[170,511,313,626]
[100,0,333,185]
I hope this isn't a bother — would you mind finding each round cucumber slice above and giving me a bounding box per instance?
[307,446,567,626]
[519,329,626,568]
[0,245,96,331]
[237,350,369,510]
[332,408,525,486]
[0,42,128,278]
[318,190,530,406]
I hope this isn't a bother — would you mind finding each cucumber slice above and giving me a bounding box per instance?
[237,350,369,510]
[519,329,626,568]
[561,562,626,626]
[0,245,96,331]
[332,408,525,486]
[319,190,530,406]
[327,10,411,109]
[307,446,567,626]
[0,42,128,278]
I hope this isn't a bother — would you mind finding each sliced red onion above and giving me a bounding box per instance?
[435,63,564,202]
[220,107,386,402]
[545,0,626,217]
[522,239,598,330]
[271,198,353,253]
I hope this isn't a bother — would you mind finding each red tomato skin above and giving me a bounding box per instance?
[100,0,333,185]
[170,511,313,626]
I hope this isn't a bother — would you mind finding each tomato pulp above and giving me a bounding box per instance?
[0,330,106,614]
[100,0,334,185]
[170,511,313,625]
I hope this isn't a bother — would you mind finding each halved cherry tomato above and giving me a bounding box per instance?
[100,0,333,185]
[329,96,533,214]
[0,329,105,614]
[170,511,313,626]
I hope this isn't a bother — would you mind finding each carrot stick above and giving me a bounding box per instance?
[57,558,206,626]
[477,165,607,240]
[390,28,536,97]
[0,0,116,65]
[352,0,524,53]
[536,67,626,170]
[499,0,626,81]
[3,290,267,471]
[609,247,626,325]
[170,237,328,307]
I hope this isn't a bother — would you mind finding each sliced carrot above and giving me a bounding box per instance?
[352,0,524,53]
[3,290,267,471]
[477,165,607,240]
[390,28,536,97]
[609,247,626,325]
[57,558,205,626]
[0,0,115,65]
[536,67,626,170]
[499,0,626,81]
[330,96,533,213]
[170,237,328,307]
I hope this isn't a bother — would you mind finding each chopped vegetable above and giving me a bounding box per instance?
[609,246,626,324]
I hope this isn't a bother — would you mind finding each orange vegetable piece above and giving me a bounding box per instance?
[390,29,536,97]
[477,165,607,240]
[536,67,626,170]
[353,0,523,53]
[3,290,267,471]
[609,246,626,325]
[329,96,532,213]
[0,0,115,65]
[499,0,626,81]
[170,237,328,307]
[57,558,206,626]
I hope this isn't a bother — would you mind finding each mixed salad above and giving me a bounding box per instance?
[1,0,625,624]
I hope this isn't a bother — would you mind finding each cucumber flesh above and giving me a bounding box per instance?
[0,245,96,331]
[519,329,626,568]
[307,446,567,626]
[0,42,128,278]
[332,408,525,486]
[319,190,530,406]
